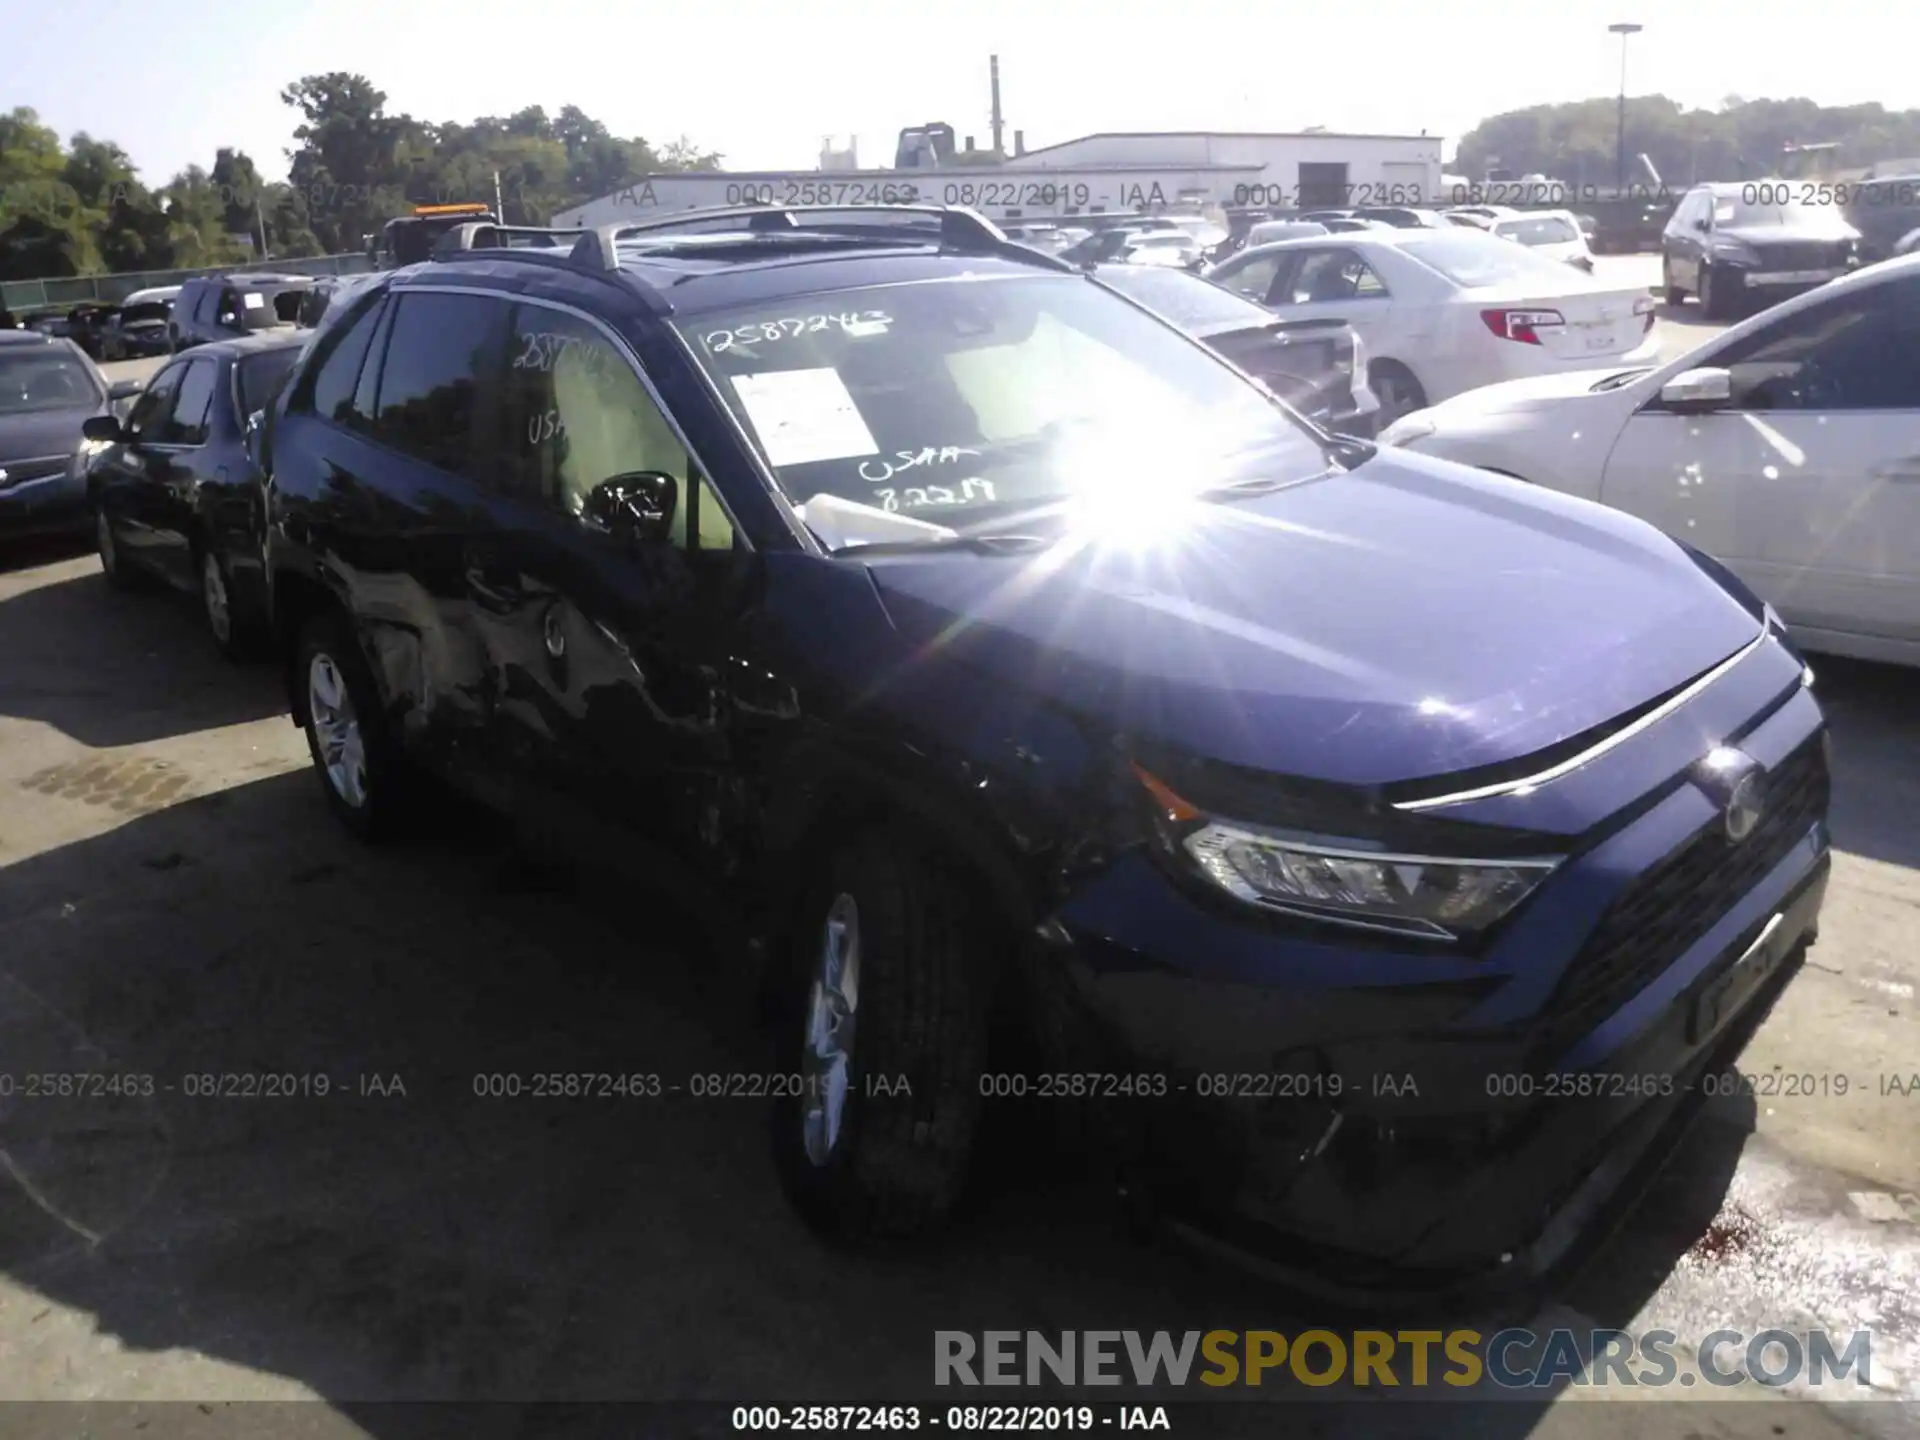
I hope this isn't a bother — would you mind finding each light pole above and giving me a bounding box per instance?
[1609,22,1644,195]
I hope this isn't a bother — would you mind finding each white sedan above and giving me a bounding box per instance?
[1202,228,1659,425]
[1378,254,1920,667]
[1489,210,1596,271]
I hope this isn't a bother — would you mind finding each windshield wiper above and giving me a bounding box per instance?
[1590,367,1656,392]
[829,532,1055,558]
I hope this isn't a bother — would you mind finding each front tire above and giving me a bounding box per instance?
[200,547,266,662]
[296,611,406,841]
[1663,256,1686,306]
[1700,262,1734,320]
[96,508,144,591]
[771,830,992,1244]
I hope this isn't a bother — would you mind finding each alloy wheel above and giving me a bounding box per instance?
[801,892,862,1167]
[202,553,231,645]
[307,652,368,810]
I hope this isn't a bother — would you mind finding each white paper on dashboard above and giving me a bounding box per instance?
[730,368,879,467]
[242,292,265,309]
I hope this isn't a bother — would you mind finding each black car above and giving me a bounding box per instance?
[98,300,176,360]
[84,331,305,656]
[1058,219,1185,265]
[0,331,142,540]
[1094,262,1378,435]
[1842,174,1920,264]
[249,204,1827,1298]
[1662,182,1861,319]
[169,273,315,352]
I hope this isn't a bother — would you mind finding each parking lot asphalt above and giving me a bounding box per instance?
[4,262,1914,1438]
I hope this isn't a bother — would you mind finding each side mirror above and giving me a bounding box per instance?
[1659,366,1733,411]
[107,378,142,401]
[82,414,123,443]
[583,472,677,545]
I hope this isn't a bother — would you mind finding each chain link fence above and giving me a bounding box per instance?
[2,252,374,313]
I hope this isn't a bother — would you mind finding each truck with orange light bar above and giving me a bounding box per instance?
[368,202,499,269]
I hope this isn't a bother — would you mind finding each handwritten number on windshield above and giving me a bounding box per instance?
[703,312,891,354]
[873,478,997,512]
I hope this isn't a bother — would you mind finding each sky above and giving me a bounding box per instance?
[9,0,1918,187]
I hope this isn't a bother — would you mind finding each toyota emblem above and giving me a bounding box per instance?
[1692,746,1766,843]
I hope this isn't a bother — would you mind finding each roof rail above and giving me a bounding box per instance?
[432,221,585,258]
[567,203,1073,274]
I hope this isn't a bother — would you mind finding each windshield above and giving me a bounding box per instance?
[1495,215,1579,245]
[0,348,101,414]
[1097,266,1271,331]
[1397,231,1586,287]
[237,347,301,414]
[1713,197,1840,228]
[679,275,1324,536]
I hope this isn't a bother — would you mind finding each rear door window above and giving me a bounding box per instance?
[301,294,386,423]
[163,360,218,444]
[366,290,503,478]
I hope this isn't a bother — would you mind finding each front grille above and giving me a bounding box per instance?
[1532,735,1829,1065]
[1754,241,1850,271]
[0,455,70,490]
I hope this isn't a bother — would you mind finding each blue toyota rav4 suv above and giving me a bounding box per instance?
[254,205,1831,1299]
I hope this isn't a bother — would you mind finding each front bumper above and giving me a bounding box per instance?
[0,466,89,537]
[1032,642,1829,1297]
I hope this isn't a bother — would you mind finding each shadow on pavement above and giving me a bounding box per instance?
[1811,656,1920,870]
[0,559,286,748]
[0,754,1748,1437]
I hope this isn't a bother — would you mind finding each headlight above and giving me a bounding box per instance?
[1377,414,1435,446]
[1710,241,1760,265]
[1136,765,1560,942]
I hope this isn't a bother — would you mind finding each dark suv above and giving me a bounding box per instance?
[256,204,1830,1296]
[170,274,315,352]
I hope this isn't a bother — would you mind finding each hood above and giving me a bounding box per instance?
[0,406,98,464]
[1716,220,1859,245]
[862,451,1760,787]
[1416,365,1656,420]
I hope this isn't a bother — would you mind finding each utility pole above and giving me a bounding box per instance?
[255,194,271,261]
[494,170,505,222]
[1609,23,1644,194]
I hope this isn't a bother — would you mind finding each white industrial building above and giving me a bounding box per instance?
[551,130,1445,229]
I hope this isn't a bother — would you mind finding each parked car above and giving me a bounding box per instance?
[1204,228,1659,425]
[1841,174,1920,264]
[1661,182,1860,320]
[1245,220,1330,246]
[254,203,1829,1295]
[294,273,381,330]
[1443,206,1517,231]
[1379,252,1920,667]
[98,299,177,360]
[84,331,306,655]
[1058,218,1185,265]
[0,331,143,540]
[1352,207,1448,230]
[1113,231,1204,268]
[1094,261,1378,435]
[169,273,316,352]
[1490,210,1597,271]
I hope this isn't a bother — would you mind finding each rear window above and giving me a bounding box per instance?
[119,303,170,326]
[237,347,301,415]
[1495,216,1579,245]
[1098,266,1271,331]
[1397,231,1585,287]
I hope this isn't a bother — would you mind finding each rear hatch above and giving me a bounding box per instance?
[1468,279,1651,360]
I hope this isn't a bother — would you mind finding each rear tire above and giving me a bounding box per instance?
[770,829,992,1244]
[199,545,267,662]
[1369,362,1428,429]
[295,610,408,842]
[1662,256,1686,306]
